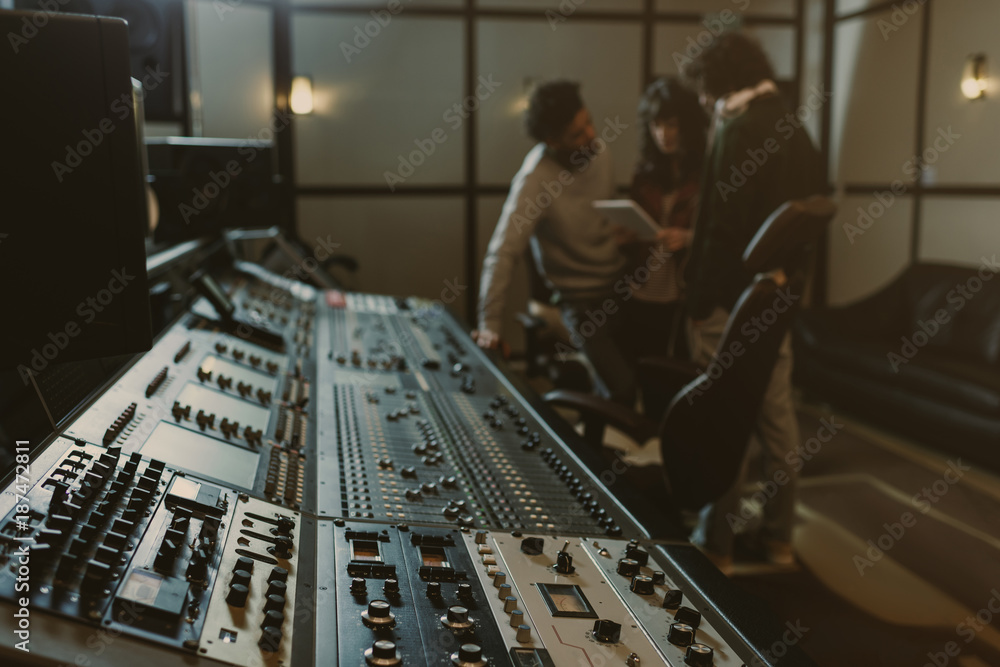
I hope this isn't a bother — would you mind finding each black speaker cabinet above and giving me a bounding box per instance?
[15,0,188,122]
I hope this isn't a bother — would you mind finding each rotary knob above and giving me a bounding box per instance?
[267,580,287,598]
[668,622,696,647]
[492,572,507,588]
[675,606,702,628]
[441,605,473,629]
[685,643,714,667]
[509,610,524,628]
[515,624,532,643]
[362,600,396,628]
[426,582,442,598]
[260,610,284,630]
[451,644,487,667]
[226,583,249,608]
[503,596,518,613]
[231,569,251,588]
[456,583,472,599]
[269,567,289,584]
[617,558,640,578]
[663,589,684,609]
[365,640,403,667]
[592,619,622,643]
[259,626,282,652]
[384,578,400,596]
[497,583,512,600]
[630,575,655,595]
[264,594,285,613]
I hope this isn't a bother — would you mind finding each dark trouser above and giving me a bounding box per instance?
[559,296,636,406]
[619,298,686,419]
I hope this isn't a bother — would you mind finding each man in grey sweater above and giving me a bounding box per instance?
[474,81,635,405]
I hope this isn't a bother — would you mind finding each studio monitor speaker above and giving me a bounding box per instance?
[15,0,188,122]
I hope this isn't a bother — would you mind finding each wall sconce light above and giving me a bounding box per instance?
[291,75,314,114]
[961,54,988,100]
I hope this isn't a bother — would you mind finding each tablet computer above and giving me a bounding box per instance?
[593,200,661,239]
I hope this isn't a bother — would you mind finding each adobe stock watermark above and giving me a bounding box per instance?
[340,0,413,62]
[853,459,970,576]
[671,1,751,72]
[384,75,502,191]
[726,416,843,532]
[7,0,73,54]
[546,0,587,30]
[877,0,927,41]
[716,84,832,202]
[748,619,810,667]
[178,111,291,225]
[844,125,960,243]
[924,588,1000,667]
[16,267,138,385]
[50,65,170,183]
[686,286,800,404]
[887,255,999,372]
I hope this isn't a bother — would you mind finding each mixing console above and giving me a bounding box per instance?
[0,263,815,666]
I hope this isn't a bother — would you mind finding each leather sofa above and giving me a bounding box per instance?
[794,262,1000,471]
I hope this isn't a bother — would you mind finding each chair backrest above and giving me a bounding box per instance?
[660,196,836,509]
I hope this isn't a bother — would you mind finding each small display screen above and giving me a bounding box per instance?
[352,540,382,562]
[537,583,597,618]
[119,570,163,606]
[420,546,450,568]
[169,477,201,503]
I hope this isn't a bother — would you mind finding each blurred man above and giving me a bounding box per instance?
[683,33,825,571]
[475,81,634,405]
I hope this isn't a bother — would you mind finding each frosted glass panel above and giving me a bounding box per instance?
[477,19,643,186]
[657,0,794,16]
[920,198,1000,267]
[924,0,1000,185]
[479,0,641,10]
[827,195,912,306]
[193,2,274,139]
[293,15,464,186]
[653,23,795,81]
[476,196,529,352]
[296,197,469,319]
[831,11,921,184]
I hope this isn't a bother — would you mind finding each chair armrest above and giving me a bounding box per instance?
[543,389,657,447]
[515,312,548,332]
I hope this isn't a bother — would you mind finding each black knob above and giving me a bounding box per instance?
[276,517,295,534]
[457,644,483,662]
[259,626,282,652]
[271,536,293,559]
[663,589,684,609]
[226,583,249,607]
[234,556,255,574]
[362,600,395,627]
[269,566,289,584]
[630,575,655,595]
[556,551,575,574]
[264,594,285,613]
[592,619,622,643]
[520,537,544,555]
[350,577,367,596]
[232,569,251,588]
[685,643,714,667]
[267,580,287,598]
[457,583,473,599]
[675,606,702,628]
[383,579,400,595]
[365,640,402,666]
[668,622,696,647]
[652,571,666,585]
[616,558,640,578]
[260,610,284,630]
[625,544,649,566]
[426,581,441,598]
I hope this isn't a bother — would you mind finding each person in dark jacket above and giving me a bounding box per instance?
[682,32,825,573]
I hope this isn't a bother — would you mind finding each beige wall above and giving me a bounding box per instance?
[825,0,1000,305]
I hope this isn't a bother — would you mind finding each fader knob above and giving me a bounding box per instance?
[231,569,251,588]
[264,594,285,612]
[267,580,287,598]
[684,644,714,667]
[261,610,284,630]
[268,567,289,584]
[365,640,403,667]
[234,556,255,574]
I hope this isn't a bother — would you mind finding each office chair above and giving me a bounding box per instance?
[544,196,836,510]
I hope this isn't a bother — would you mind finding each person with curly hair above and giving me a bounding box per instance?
[475,80,635,405]
[682,32,825,573]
